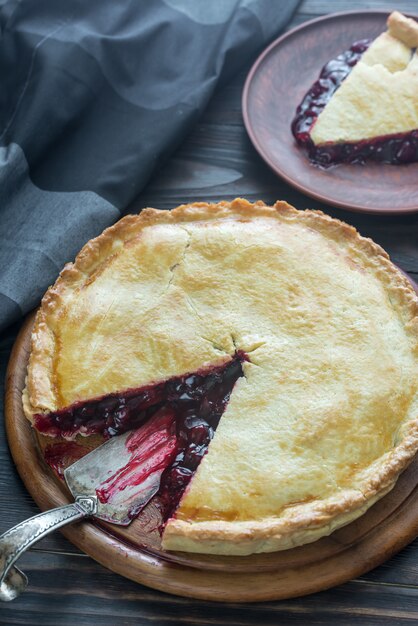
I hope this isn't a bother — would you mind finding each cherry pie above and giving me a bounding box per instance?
[23,199,418,555]
[292,12,418,166]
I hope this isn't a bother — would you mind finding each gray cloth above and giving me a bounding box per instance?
[0,144,118,323]
[0,0,299,330]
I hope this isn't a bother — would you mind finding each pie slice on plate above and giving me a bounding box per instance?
[292,11,418,166]
[23,199,418,555]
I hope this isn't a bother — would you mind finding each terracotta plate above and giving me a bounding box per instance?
[4,273,418,602]
[242,11,418,214]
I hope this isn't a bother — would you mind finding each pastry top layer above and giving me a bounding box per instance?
[388,11,418,48]
[24,199,418,555]
[311,12,418,145]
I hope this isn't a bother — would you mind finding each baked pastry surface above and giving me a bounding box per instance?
[23,198,418,555]
[292,12,418,165]
[311,12,418,145]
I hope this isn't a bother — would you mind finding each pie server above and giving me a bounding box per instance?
[0,430,162,601]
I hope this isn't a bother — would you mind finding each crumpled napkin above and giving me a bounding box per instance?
[0,0,299,330]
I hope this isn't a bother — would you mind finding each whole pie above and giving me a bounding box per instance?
[292,11,418,165]
[23,198,418,555]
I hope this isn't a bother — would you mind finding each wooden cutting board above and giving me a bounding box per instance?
[5,304,418,603]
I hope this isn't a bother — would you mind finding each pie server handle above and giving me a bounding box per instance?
[0,495,97,601]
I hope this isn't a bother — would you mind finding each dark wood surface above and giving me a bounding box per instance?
[1,0,418,623]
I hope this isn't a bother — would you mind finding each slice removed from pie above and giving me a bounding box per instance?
[23,198,418,555]
[292,11,418,166]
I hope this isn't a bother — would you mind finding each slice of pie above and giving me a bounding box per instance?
[23,199,418,555]
[292,12,418,166]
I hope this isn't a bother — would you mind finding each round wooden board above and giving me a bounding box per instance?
[5,296,418,603]
[242,11,418,215]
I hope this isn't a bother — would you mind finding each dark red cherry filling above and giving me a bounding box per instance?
[39,355,245,525]
[44,441,94,479]
[35,384,165,439]
[95,407,179,519]
[292,40,418,166]
[291,40,369,145]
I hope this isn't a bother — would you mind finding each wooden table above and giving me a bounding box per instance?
[1,1,418,623]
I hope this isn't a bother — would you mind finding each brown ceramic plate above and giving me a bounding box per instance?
[242,11,418,214]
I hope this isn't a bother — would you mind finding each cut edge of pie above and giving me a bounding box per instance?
[22,198,418,555]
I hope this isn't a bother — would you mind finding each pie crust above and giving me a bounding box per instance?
[311,12,418,145]
[292,12,418,166]
[23,199,418,555]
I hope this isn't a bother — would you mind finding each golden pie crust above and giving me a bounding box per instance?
[23,199,418,555]
[311,11,418,145]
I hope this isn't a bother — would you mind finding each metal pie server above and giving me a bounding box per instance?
[0,430,163,601]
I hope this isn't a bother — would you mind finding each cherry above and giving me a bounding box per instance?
[396,140,417,163]
[113,406,131,429]
[163,465,193,492]
[97,397,119,412]
[182,416,213,445]
[183,444,207,471]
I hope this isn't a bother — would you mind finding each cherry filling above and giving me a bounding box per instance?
[292,40,418,166]
[44,442,94,479]
[291,40,369,145]
[95,408,179,519]
[39,355,245,525]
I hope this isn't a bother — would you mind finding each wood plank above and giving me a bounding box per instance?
[2,552,418,626]
[362,538,418,586]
